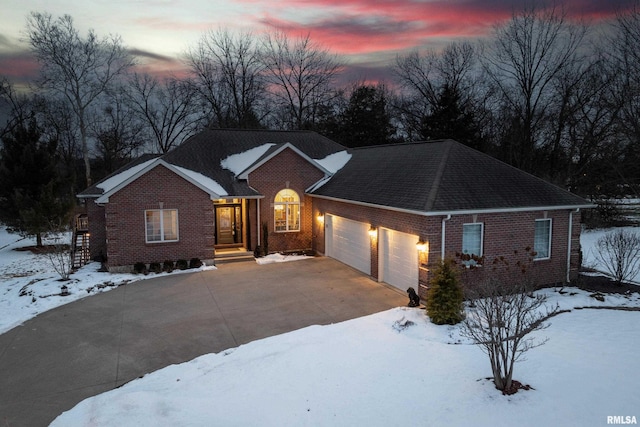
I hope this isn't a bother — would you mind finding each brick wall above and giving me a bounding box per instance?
[86,201,106,260]
[104,164,215,270]
[248,148,325,253]
[311,197,583,298]
[439,210,582,296]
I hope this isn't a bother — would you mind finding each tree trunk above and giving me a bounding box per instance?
[36,232,43,248]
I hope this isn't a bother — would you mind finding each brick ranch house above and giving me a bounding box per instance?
[78,129,593,298]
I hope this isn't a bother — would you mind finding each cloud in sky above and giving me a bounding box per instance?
[0,0,635,87]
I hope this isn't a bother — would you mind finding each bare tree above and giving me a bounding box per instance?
[0,76,34,139]
[481,4,586,172]
[44,232,73,281]
[261,31,341,130]
[92,89,146,173]
[126,73,203,153]
[394,41,481,140]
[461,280,559,394]
[185,28,266,128]
[26,12,134,186]
[593,228,640,285]
[606,4,640,196]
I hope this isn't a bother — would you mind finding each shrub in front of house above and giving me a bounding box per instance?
[163,260,174,273]
[149,262,162,274]
[133,262,147,274]
[262,222,269,255]
[189,258,202,269]
[176,259,188,270]
[426,259,464,325]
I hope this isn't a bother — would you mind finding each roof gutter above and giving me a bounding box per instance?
[307,193,595,217]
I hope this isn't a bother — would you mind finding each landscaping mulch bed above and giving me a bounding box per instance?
[575,269,640,295]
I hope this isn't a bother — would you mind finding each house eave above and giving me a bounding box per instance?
[237,143,332,179]
[307,193,596,217]
[94,159,227,204]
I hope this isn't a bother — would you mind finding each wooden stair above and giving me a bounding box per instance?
[71,214,90,269]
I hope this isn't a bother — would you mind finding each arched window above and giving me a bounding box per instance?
[274,189,300,232]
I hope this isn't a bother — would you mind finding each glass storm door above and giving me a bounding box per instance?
[216,207,235,244]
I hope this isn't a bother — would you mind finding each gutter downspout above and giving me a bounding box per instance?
[441,214,451,261]
[567,208,580,283]
[257,198,261,246]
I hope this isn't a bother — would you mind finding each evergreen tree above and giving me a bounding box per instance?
[0,113,72,246]
[420,84,483,150]
[426,259,464,325]
[338,85,395,147]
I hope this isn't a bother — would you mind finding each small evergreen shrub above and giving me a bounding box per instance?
[426,259,464,325]
[189,257,203,269]
[253,245,263,258]
[149,262,162,274]
[176,259,188,270]
[133,262,147,274]
[163,260,174,273]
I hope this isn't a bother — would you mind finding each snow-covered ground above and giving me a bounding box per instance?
[581,226,640,283]
[0,227,217,334]
[2,226,640,426]
[52,296,640,427]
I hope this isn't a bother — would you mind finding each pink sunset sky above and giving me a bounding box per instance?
[0,0,635,88]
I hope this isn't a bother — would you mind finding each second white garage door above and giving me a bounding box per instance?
[325,214,371,275]
[379,228,419,292]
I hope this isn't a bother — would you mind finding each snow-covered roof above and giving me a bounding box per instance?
[172,165,228,197]
[236,143,334,180]
[96,159,157,194]
[94,160,228,203]
[314,150,351,174]
[220,143,276,177]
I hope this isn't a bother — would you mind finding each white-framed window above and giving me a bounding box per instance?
[145,209,179,243]
[462,223,483,264]
[274,189,300,232]
[534,218,552,259]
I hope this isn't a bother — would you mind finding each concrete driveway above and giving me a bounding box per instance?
[0,257,407,426]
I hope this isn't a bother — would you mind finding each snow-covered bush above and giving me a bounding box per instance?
[461,279,559,394]
[44,237,73,281]
[593,228,640,284]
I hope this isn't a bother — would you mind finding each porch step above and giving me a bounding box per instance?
[214,249,255,265]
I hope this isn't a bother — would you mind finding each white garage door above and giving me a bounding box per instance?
[325,215,371,275]
[379,228,419,291]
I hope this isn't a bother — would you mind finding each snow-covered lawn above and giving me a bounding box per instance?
[0,226,215,334]
[52,299,640,427]
[581,226,640,283]
[2,226,640,426]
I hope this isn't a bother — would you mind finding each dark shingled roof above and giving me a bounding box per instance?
[310,140,591,213]
[79,129,346,198]
[78,153,161,197]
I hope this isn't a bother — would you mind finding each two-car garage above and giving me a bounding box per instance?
[324,214,418,292]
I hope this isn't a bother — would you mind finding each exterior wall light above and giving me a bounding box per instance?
[317,214,324,223]
[368,226,378,238]
[416,240,428,252]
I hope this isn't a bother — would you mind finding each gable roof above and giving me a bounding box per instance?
[309,140,593,215]
[78,154,161,198]
[78,129,347,200]
[236,142,332,179]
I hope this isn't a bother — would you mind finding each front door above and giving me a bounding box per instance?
[216,206,235,244]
